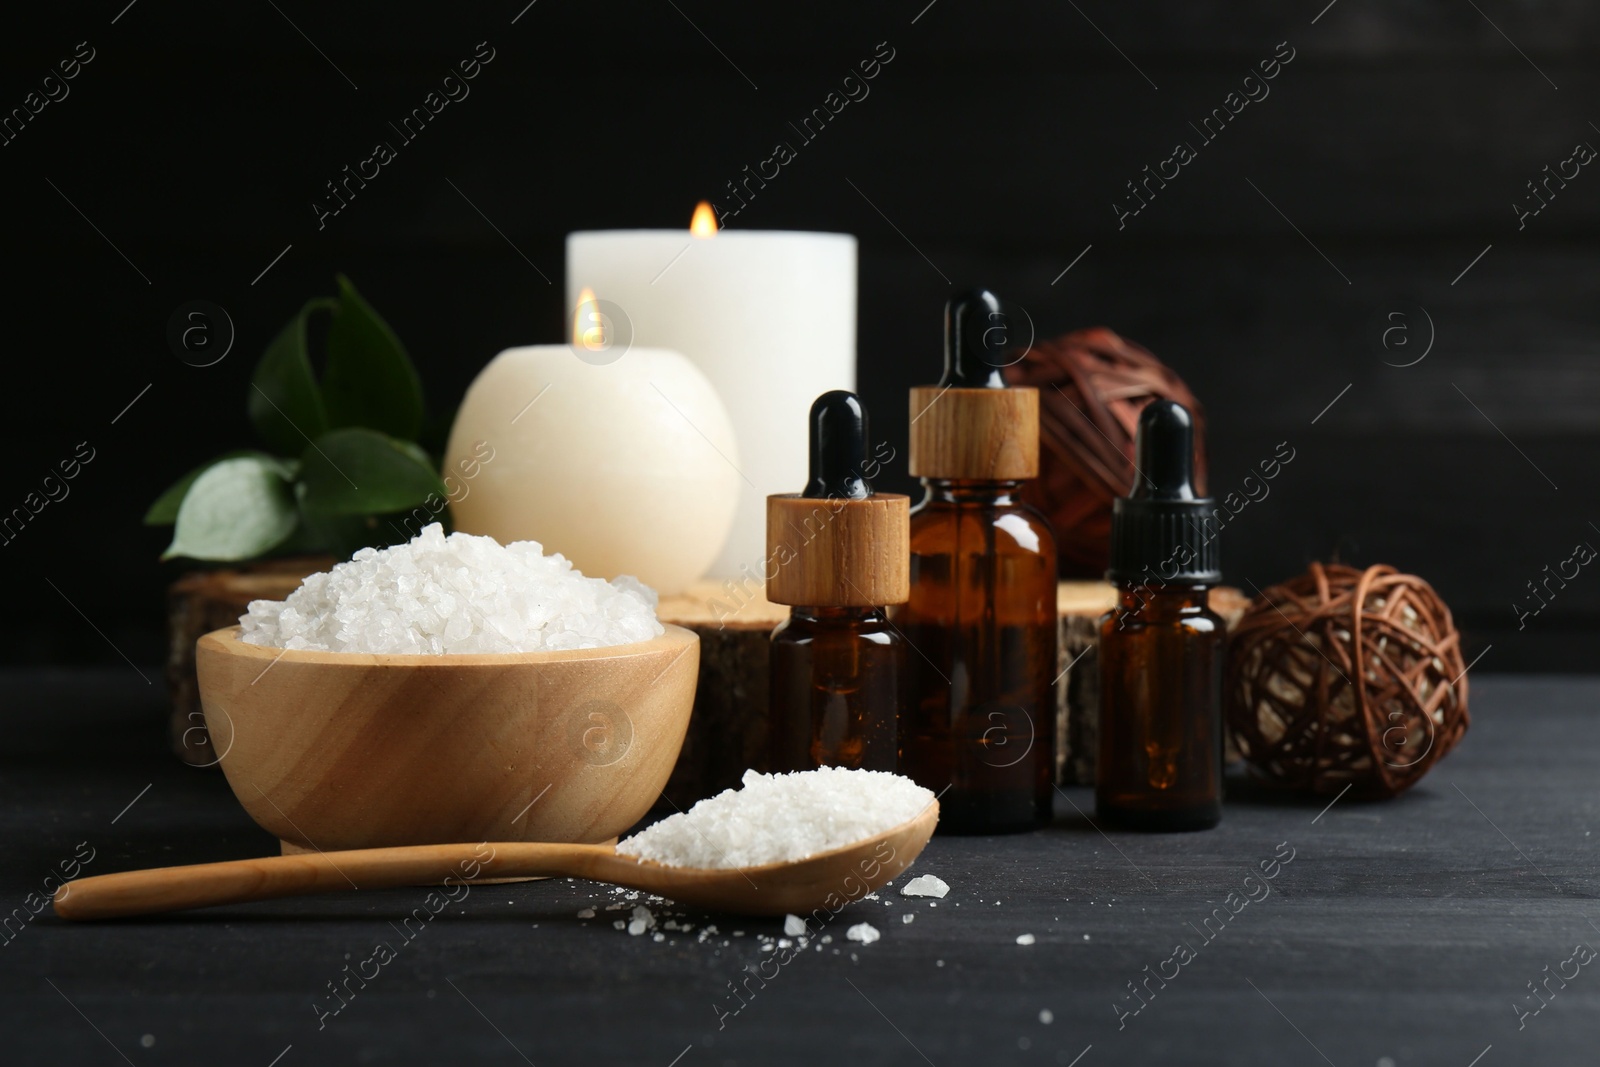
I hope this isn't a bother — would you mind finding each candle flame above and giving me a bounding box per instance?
[573,287,605,349]
[690,201,718,238]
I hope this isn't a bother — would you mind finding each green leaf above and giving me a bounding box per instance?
[162,456,299,561]
[144,451,289,525]
[297,427,447,518]
[294,508,390,560]
[321,275,424,441]
[248,300,329,455]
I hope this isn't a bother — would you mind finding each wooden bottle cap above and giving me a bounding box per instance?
[765,494,910,607]
[908,385,1040,480]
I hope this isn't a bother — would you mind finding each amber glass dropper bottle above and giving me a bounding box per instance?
[767,391,910,773]
[1097,400,1224,831]
[899,290,1058,833]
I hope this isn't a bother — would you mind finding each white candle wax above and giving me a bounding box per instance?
[444,343,740,596]
[567,229,856,581]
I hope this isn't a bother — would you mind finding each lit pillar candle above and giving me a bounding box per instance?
[444,290,740,596]
[567,206,856,581]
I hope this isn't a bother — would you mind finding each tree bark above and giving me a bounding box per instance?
[656,581,1251,801]
[166,570,1248,794]
[164,559,331,765]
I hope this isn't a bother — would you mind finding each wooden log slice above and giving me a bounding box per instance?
[164,559,331,766]
[167,567,1248,794]
[656,580,1251,800]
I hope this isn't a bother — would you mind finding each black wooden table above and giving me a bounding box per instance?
[4,670,1596,1066]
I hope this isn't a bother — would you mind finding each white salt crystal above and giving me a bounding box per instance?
[617,767,934,869]
[612,920,625,930]
[901,913,915,925]
[576,907,595,919]
[1016,933,1036,946]
[627,919,648,936]
[846,923,880,945]
[783,914,807,938]
[901,875,950,899]
[1039,1009,1054,1025]
[239,523,662,654]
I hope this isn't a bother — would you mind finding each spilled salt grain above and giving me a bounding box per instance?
[901,875,949,898]
[901,913,915,925]
[576,907,595,919]
[617,767,934,869]
[626,905,655,936]
[1016,933,1036,946]
[1039,1009,1054,1025]
[783,914,807,937]
[239,523,662,654]
[846,923,880,945]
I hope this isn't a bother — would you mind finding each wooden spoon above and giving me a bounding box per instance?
[53,802,937,921]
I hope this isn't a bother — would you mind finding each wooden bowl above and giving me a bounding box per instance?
[195,625,699,852]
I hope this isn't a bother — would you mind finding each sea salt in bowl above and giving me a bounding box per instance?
[194,625,699,852]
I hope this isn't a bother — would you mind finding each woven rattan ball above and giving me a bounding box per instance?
[1226,563,1470,798]
[1003,326,1205,578]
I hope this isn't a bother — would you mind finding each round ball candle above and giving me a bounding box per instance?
[444,294,740,596]
[567,205,855,581]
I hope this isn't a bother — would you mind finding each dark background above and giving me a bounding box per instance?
[3,0,1596,671]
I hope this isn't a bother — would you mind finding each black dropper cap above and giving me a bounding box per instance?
[941,288,1016,389]
[1107,400,1221,585]
[803,390,871,500]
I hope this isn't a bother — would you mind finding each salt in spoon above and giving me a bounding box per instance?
[53,802,938,921]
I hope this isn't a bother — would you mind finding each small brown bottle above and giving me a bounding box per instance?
[1097,400,1224,831]
[898,290,1058,833]
[767,391,910,773]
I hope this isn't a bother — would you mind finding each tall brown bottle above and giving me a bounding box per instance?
[898,290,1058,833]
[768,391,910,773]
[1096,400,1224,831]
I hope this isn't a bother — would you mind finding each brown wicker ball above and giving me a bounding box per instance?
[1226,563,1470,798]
[1003,327,1205,578]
